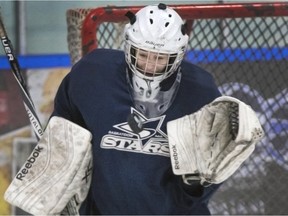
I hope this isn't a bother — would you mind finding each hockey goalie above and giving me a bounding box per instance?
[4,3,264,215]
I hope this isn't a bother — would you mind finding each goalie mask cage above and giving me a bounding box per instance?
[66,2,288,215]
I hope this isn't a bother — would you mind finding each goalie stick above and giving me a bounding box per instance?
[0,10,78,215]
[0,11,43,140]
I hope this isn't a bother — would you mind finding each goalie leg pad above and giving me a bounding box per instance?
[4,116,93,215]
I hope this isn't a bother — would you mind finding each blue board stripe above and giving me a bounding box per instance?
[185,47,288,63]
[1,47,288,69]
[0,54,72,69]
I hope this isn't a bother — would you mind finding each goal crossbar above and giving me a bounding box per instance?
[80,2,288,55]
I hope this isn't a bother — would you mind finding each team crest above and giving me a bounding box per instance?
[100,108,170,157]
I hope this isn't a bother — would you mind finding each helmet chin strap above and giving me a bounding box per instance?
[126,68,182,118]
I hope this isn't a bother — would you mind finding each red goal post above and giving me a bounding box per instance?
[66,2,288,215]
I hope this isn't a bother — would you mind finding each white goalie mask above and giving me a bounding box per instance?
[124,3,189,118]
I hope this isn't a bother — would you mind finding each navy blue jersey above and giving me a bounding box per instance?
[52,48,222,215]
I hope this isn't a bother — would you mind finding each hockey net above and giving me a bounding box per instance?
[66,3,288,215]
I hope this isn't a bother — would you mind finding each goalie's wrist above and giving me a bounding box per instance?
[181,175,204,197]
[182,174,212,187]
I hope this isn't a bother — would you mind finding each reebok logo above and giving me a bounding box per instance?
[16,146,43,181]
[172,145,180,169]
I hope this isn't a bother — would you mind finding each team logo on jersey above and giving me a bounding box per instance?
[100,108,169,157]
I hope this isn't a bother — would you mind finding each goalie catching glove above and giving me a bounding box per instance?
[167,96,264,186]
[4,116,93,215]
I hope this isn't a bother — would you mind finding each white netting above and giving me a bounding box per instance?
[66,9,127,65]
[66,8,92,64]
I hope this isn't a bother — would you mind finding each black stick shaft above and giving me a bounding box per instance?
[0,12,43,140]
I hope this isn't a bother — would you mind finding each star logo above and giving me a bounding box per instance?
[101,108,170,157]
[113,108,167,140]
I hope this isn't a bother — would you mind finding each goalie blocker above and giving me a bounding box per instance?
[167,96,264,186]
[4,116,93,215]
